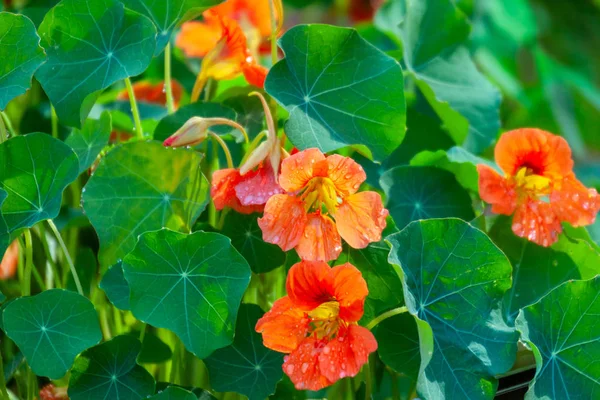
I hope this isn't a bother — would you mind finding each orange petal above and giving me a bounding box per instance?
[328,263,368,322]
[286,260,333,310]
[0,240,19,280]
[235,164,283,206]
[283,337,333,391]
[117,80,184,108]
[477,165,517,215]
[495,129,573,180]
[279,148,326,192]
[335,192,388,249]
[255,296,309,353]
[258,194,307,251]
[214,0,280,39]
[551,174,600,227]
[512,199,562,247]
[176,19,223,58]
[242,62,268,88]
[211,169,262,214]
[318,325,377,384]
[295,213,342,262]
[326,154,366,197]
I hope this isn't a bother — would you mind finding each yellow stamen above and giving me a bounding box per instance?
[514,167,551,192]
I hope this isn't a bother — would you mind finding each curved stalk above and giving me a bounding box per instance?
[124,77,144,139]
[365,306,409,330]
[47,219,84,296]
[23,230,34,296]
[164,43,175,114]
[208,132,234,169]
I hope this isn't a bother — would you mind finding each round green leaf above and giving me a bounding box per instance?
[121,0,223,55]
[387,218,518,399]
[516,277,600,399]
[221,212,286,274]
[65,112,111,174]
[82,141,209,267]
[35,0,157,127]
[204,304,284,400]
[266,24,406,161]
[148,386,197,400]
[2,289,102,379]
[68,335,155,400]
[380,166,474,230]
[122,229,251,358]
[0,133,79,233]
[0,12,46,110]
[100,261,130,311]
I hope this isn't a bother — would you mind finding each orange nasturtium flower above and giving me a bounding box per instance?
[0,240,19,280]
[258,148,388,261]
[256,260,377,391]
[117,80,184,108]
[478,128,600,247]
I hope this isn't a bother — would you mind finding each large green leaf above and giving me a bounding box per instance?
[516,277,600,399]
[265,24,406,161]
[378,0,501,153]
[100,261,130,311]
[35,0,157,127]
[204,304,284,400]
[148,386,197,400]
[82,141,209,267]
[123,229,251,358]
[65,112,111,174]
[0,133,79,233]
[220,212,286,274]
[380,166,474,230]
[387,218,517,399]
[0,189,9,256]
[121,0,222,55]
[68,335,155,400]
[0,12,46,110]
[2,289,102,379]
[490,216,600,324]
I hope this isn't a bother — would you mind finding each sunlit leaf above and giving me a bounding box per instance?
[387,218,517,399]
[0,133,79,233]
[204,304,284,400]
[380,166,474,229]
[516,277,600,399]
[266,24,406,161]
[65,112,111,174]
[68,335,155,400]
[148,386,197,400]
[3,289,102,379]
[35,0,157,127]
[100,261,130,311]
[82,141,209,266]
[0,12,46,110]
[123,229,251,358]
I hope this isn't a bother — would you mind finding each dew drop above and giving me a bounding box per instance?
[301,363,309,373]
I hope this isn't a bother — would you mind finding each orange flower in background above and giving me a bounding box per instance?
[255,260,377,391]
[0,240,19,280]
[349,0,385,22]
[478,128,600,247]
[117,80,184,108]
[258,148,388,261]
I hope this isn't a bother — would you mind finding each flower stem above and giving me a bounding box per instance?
[164,43,175,114]
[208,131,234,169]
[0,112,7,143]
[139,323,147,343]
[23,229,34,296]
[191,72,208,103]
[365,306,409,330]
[47,219,84,296]
[51,105,58,139]
[0,348,9,400]
[124,77,144,139]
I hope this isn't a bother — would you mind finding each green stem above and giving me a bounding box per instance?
[164,43,175,114]
[208,132,234,169]
[124,77,144,139]
[365,306,409,330]
[0,111,6,143]
[139,323,147,343]
[0,111,14,139]
[0,344,9,400]
[23,230,34,296]
[268,0,279,66]
[38,224,62,289]
[51,105,58,139]
[169,339,182,384]
[47,219,83,296]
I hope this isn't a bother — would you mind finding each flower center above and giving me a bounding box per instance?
[307,301,343,340]
[513,166,551,195]
[300,178,340,213]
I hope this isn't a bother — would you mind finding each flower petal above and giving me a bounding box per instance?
[258,194,307,251]
[318,325,377,384]
[279,148,326,192]
[512,199,562,247]
[477,165,517,215]
[283,338,332,391]
[296,213,342,262]
[286,260,333,310]
[551,174,600,227]
[211,169,262,214]
[117,80,183,108]
[326,154,366,197]
[176,19,223,58]
[495,128,573,180]
[329,263,368,322]
[255,296,309,353]
[0,240,19,280]
[242,62,268,88]
[235,164,284,206]
[335,192,388,249]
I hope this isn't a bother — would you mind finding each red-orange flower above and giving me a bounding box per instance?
[0,240,18,280]
[256,260,377,391]
[117,80,183,108]
[478,128,600,247]
[258,148,388,261]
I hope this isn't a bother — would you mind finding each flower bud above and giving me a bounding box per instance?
[163,117,245,148]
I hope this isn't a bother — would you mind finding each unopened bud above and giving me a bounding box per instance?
[163,117,245,148]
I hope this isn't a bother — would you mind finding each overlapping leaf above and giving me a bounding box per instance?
[82,141,209,266]
[266,24,406,161]
[100,261,130,311]
[35,0,157,127]
[387,218,517,399]
[0,12,46,110]
[148,386,197,400]
[516,277,600,399]
[0,189,9,256]
[3,289,102,379]
[0,133,79,233]
[68,335,155,400]
[122,229,251,358]
[65,112,111,174]
[204,304,284,400]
